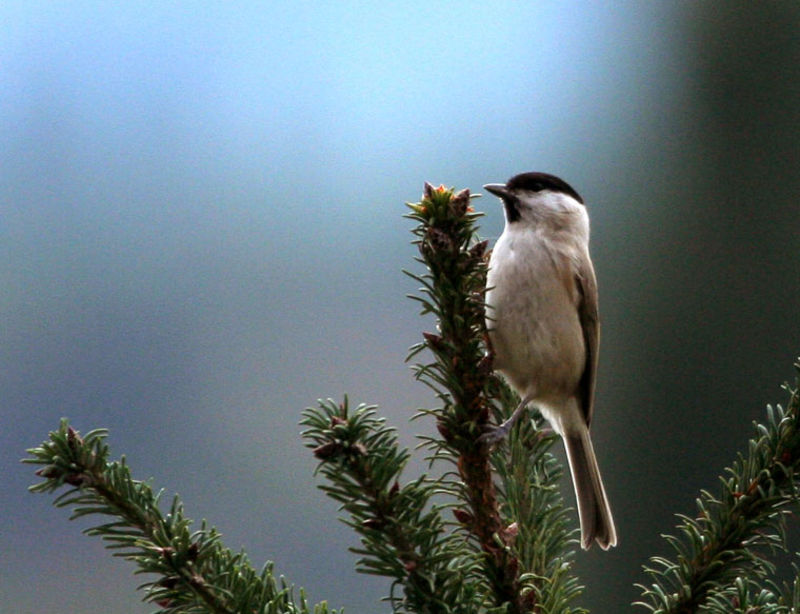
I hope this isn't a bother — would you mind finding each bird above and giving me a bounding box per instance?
[480,171,617,550]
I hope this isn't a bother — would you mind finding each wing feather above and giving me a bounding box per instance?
[576,256,600,426]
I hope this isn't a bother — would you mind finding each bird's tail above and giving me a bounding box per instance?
[563,426,617,550]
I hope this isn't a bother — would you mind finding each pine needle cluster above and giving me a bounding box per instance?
[24,420,335,614]
[636,366,800,613]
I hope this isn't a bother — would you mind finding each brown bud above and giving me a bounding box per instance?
[312,441,342,460]
[436,421,452,441]
[330,415,347,427]
[64,472,91,487]
[450,188,470,215]
[156,546,175,560]
[362,518,384,530]
[423,182,436,200]
[452,508,473,525]
[361,518,385,531]
[469,239,488,259]
[404,559,418,573]
[159,576,180,590]
[67,426,82,450]
[426,226,454,253]
[477,354,493,377]
[422,331,444,351]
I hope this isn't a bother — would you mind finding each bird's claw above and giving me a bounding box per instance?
[477,423,511,448]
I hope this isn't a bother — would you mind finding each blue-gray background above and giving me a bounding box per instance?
[2,2,799,612]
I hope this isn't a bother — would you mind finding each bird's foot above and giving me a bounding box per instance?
[477,396,532,448]
[477,421,514,447]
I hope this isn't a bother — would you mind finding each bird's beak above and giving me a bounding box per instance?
[483,183,509,199]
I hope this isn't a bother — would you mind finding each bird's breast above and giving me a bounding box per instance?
[485,231,585,401]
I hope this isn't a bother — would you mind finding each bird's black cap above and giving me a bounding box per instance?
[504,172,583,204]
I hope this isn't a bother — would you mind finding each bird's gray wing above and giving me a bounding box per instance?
[576,255,600,427]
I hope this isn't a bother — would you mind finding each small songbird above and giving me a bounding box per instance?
[481,172,617,550]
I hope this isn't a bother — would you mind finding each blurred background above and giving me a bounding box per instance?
[2,2,799,612]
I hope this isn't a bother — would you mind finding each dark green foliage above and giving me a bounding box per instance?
[405,184,528,609]
[301,398,487,613]
[24,420,335,614]
[493,405,585,614]
[636,368,800,613]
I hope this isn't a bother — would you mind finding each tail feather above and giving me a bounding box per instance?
[564,428,617,550]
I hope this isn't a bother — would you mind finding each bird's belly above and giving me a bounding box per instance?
[486,251,585,402]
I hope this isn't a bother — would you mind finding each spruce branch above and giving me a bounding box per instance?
[491,385,585,614]
[24,419,335,614]
[405,183,525,612]
[636,362,800,613]
[405,183,580,613]
[301,397,486,613]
